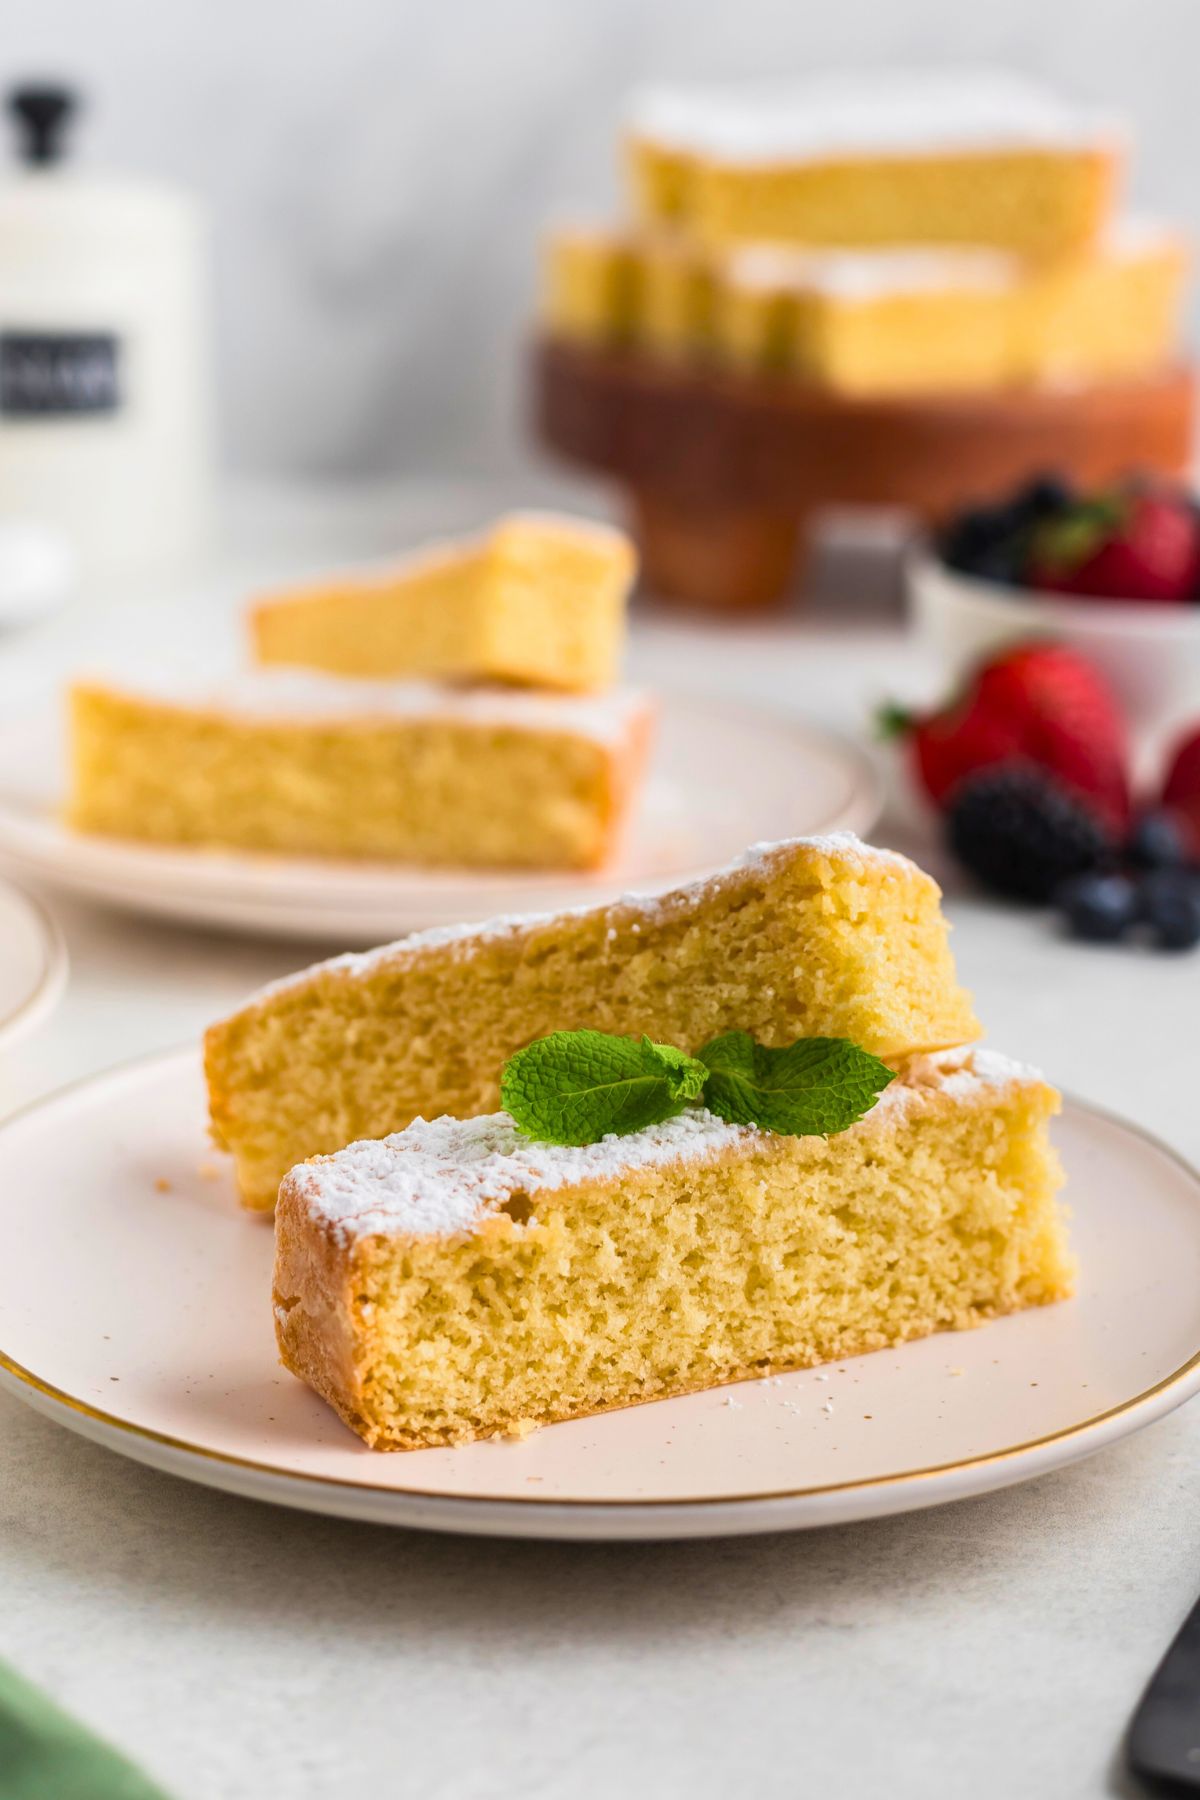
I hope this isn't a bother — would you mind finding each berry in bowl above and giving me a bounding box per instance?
[885,642,1200,951]
[909,474,1200,752]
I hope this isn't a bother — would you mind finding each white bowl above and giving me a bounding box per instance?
[909,548,1200,758]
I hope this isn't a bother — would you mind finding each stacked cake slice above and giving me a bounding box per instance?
[67,512,647,873]
[205,832,1073,1450]
[540,72,1188,396]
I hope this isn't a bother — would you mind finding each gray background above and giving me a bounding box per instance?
[5,0,1196,475]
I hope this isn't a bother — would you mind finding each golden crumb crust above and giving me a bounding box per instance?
[628,132,1117,262]
[206,836,981,1210]
[250,513,636,693]
[273,1065,1069,1450]
[67,681,653,872]
[542,218,1183,395]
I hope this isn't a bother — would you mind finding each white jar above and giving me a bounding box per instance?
[0,86,212,582]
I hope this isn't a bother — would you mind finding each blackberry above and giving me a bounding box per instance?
[938,504,1024,582]
[946,765,1112,903]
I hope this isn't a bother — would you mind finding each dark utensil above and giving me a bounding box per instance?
[1129,1590,1200,1789]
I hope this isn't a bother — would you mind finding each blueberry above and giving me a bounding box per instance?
[1055,872,1138,943]
[1139,870,1200,950]
[1127,808,1193,870]
[1011,473,1074,523]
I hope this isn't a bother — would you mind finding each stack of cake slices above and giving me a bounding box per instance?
[67,512,651,872]
[206,832,1073,1450]
[541,72,1187,397]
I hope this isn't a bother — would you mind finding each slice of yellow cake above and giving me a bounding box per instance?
[273,1048,1070,1449]
[715,244,1017,390]
[542,224,717,362]
[1016,220,1188,384]
[205,835,981,1210]
[626,73,1121,260]
[541,224,642,347]
[68,674,652,871]
[250,512,634,693]
[716,231,1187,393]
[543,223,1185,396]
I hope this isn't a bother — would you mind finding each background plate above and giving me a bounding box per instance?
[0,877,67,1054]
[0,695,881,942]
[2,1048,1199,1540]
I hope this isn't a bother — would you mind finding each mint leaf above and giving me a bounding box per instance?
[698,1033,893,1137]
[501,1030,708,1146]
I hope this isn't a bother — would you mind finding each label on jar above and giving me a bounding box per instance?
[0,332,121,416]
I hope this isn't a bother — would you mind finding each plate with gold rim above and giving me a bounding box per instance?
[2,1047,1200,1540]
[0,695,881,943]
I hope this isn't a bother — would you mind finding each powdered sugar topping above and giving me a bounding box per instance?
[286,1047,1049,1245]
[866,1046,1045,1128]
[242,831,916,1005]
[725,243,1017,300]
[629,71,1122,162]
[84,670,649,745]
[286,1108,758,1243]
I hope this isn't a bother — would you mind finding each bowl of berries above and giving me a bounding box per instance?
[910,474,1200,750]
[885,642,1200,952]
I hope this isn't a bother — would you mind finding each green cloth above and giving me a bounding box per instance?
[0,1658,170,1799]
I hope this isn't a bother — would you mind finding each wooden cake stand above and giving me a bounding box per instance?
[531,336,1196,610]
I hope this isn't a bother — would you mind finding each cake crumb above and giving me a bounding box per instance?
[154,1177,172,1194]
[948,1366,965,1376]
[198,1161,221,1181]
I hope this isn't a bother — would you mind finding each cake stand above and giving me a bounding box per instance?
[531,337,1196,611]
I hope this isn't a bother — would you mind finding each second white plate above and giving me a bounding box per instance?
[0,695,881,942]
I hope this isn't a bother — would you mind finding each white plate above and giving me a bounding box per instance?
[2,1047,1199,1541]
[0,695,881,943]
[0,878,66,1053]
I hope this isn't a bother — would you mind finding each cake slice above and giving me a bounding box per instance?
[715,231,1187,394]
[273,1048,1070,1449]
[626,73,1121,260]
[68,674,652,870]
[716,244,1016,390]
[206,835,981,1210]
[541,224,642,348]
[250,512,634,693]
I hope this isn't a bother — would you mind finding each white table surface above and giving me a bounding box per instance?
[0,481,1195,1800]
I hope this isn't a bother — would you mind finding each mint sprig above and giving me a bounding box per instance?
[501,1030,708,1146]
[501,1028,893,1146]
[697,1031,893,1137]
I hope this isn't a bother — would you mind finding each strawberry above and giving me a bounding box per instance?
[1027,489,1200,603]
[1161,725,1200,854]
[884,642,1131,832]
[880,694,1022,809]
[1162,725,1200,812]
